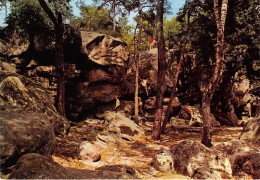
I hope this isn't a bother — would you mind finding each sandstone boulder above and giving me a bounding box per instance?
[78,141,101,162]
[104,111,144,137]
[160,139,260,179]
[9,153,137,179]
[1,61,17,74]
[0,110,55,173]
[85,84,121,103]
[125,48,176,96]
[153,148,174,172]
[240,118,260,145]
[213,139,260,179]
[82,32,128,67]
[231,78,254,118]
[0,32,29,57]
[65,32,129,120]
[169,139,232,179]
[0,73,70,135]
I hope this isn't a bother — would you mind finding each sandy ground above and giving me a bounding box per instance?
[53,120,243,179]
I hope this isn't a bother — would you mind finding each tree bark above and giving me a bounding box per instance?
[162,5,190,133]
[152,0,166,140]
[162,35,188,133]
[112,0,116,31]
[201,92,213,147]
[38,0,65,116]
[134,1,143,123]
[55,13,65,116]
[201,0,228,147]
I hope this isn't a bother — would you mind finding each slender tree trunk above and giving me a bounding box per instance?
[201,0,228,147]
[162,5,190,133]
[134,2,143,123]
[152,0,166,140]
[201,92,213,147]
[162,35,188,133]
[112,0,116,31]
[38,0,66,116]
[55,15,65,116]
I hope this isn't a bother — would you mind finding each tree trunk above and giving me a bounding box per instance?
[112,0,116,31]
[201,92,213,147]
[55,17,65,116]
[152,0,166,140]
[134,2,143,123]
[38,0,66,116]
[162,35,188,133]
[201,0,228,147]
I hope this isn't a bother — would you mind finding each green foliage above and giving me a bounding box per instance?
[93,0,129,17]
[162,0,259,105]
[164,16,182,49]
[73,5,113,32]
[225,0,260,80]
[118,16,134,41]
[142,9,156,38]
[73,4,135,43]
[6,0,53,33]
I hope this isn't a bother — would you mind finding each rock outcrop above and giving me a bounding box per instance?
[153,139,260,179]
[92,111,144,146]
[169,139,232,179]
[104,111,144,137]
[230,78,258,119]
[82,32,128,67]
[0,110,55,174]
[213,139,260,179]
[125,48,176,96]
[240,118,260,145]
[65,32,129,120]
[0,72,70,135]
[9,153,137,179]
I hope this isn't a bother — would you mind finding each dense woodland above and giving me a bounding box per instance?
[0,0,259,179]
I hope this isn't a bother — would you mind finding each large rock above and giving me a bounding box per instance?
[125,48,176,96]
[9,153,137,179]
[153,148,174,172]
[213,139,260,179]
[157,139,260,179]
[65,32,129,120]
[0,29,29,57]
[104,111,144,137]
[169,139,232,179]
[231,78,254,118]
[240,118,260,145]
[78,141,101,162]
[0,110,55,173]
[81,32,128,67]
[0,74,70,135]
[85,83,121,103]
[1,61,17,74]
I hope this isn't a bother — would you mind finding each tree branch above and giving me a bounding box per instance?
[38,0,58,27]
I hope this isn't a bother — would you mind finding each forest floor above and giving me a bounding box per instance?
[52,118,243,179]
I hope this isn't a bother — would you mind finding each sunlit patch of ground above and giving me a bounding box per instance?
[53,119,243,179]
